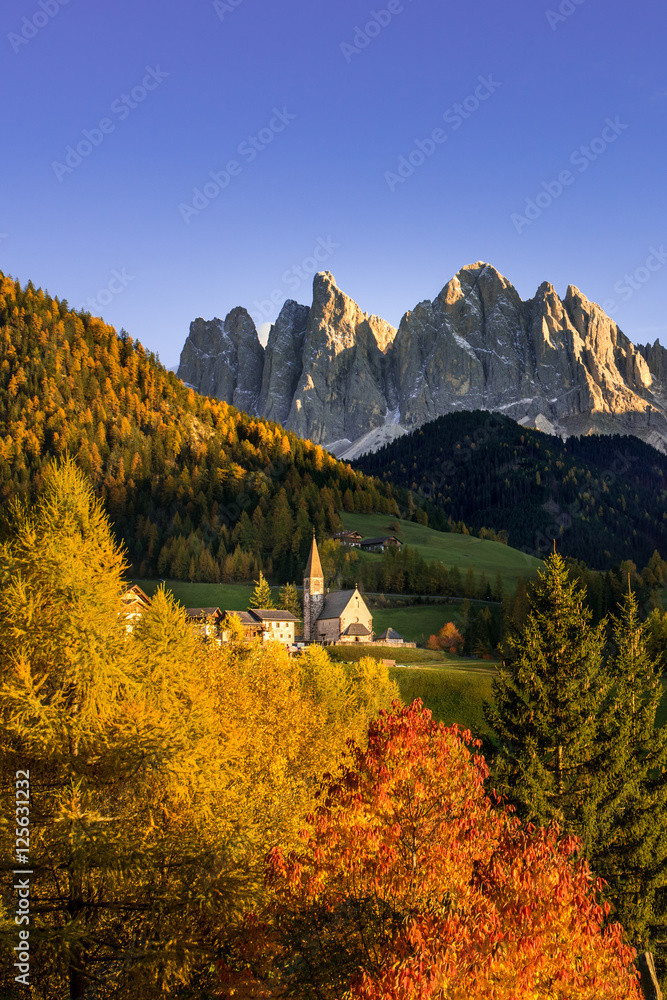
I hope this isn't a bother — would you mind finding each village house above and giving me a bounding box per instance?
[120,584,152,631]
[247,608,299,645]
[358,535,403,553]
[222,610,263,642]
[184,607,225,640]
[375,627,409,646]
[331,530,363,547]
[187,608,298,646]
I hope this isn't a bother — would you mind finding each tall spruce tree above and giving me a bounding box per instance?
[278,581,302,620]
[249,570,274,609]
[593,589,667,964]
[485,553,614,848]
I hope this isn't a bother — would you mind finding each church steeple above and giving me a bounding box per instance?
[303,533,325,642]
[304,531,323,581]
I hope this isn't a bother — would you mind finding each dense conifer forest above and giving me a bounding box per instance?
[0,272,405,583]
[353,410,667,570]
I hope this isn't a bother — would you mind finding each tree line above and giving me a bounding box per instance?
[0,460,399,998]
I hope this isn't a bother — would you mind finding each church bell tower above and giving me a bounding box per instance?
[303,533,325,641]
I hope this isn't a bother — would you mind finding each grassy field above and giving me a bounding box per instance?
[370,603,467,645]
[391,664,496,739]
[328,644,498,738]
[135,579,256,610]
[328,644,459,666]
[331,646,667,739]
[340,512,542,590]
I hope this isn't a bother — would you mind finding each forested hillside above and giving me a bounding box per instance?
[354,411,667,569]
[0,272,401,583]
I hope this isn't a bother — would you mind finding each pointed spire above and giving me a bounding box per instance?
[304,532,323,581]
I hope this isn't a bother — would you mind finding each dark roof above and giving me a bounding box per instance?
[250,609,299,622]
[318,589,360,621]
[359,536,402,547]
[376,627,404,641]
[185,607,222,619]
[332,530,363,540]
[343,623,371,636]
[224,610,261,626]
[304,536,324,580]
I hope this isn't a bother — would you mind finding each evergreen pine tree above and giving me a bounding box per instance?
[509,575,529,630]
[593,589,667,963]
[250,570,274,609]
[278,581,302,620]
[485,553,612,845]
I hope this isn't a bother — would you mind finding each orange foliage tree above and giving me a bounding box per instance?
[222,701,642,1000]
[426,623,463,653]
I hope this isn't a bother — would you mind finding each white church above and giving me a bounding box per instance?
[303,535,374,644]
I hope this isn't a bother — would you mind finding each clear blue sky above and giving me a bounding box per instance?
[2,0,665,367]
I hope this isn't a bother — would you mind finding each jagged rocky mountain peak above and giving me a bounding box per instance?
[177,262,667,456]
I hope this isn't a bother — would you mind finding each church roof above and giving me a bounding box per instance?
[342,622,371,636]
[304,535,323,580]
[318,588,366,621]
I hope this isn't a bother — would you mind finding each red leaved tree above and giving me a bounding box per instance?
[221,701,642,1000]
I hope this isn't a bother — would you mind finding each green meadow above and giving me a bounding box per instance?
[369,603,469,645]
[135,579,256,610]
[340,512,542,589]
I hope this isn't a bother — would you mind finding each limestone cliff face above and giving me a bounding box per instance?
[257,300,310,426]
[637,340,667,396]
[178,308,264,416]
[285,271,396,445]
[392,262,667,446]
[177,264,667,454]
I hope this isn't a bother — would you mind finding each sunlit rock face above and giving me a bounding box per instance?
[178,263,667,455]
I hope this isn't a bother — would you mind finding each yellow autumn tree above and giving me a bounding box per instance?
[0,460,231,998]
